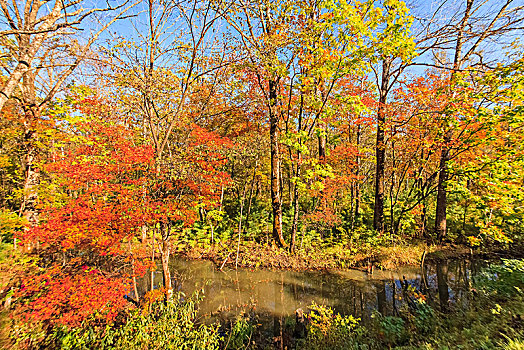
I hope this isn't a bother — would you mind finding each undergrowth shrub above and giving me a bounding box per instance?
[19,290,221,350]
[224,314,254,349]
[104,291,220,350]
[475,259,524,298]
[372,312,408,347]
[304,302,362,350]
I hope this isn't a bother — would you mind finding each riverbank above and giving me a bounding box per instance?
[156,252,524,349]
[177,240,480,271]
[2,239,523,349]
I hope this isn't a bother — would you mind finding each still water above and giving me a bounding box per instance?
[137,257,483,325]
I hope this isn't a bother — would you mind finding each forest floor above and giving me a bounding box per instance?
[179,240,480,271]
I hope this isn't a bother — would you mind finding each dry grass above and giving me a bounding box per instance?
[376,244,427,270]
[181,241,461,271]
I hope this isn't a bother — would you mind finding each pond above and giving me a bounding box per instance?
[136,257,485,347]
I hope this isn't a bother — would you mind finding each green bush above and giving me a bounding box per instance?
[304,302,362,350]
[224,314,254,349]
[49,292,221,350]
[0,209,24,244]
[414,301,436,335]
[373,313,408,347]
[105,292,220,350]
[475,259,524,298]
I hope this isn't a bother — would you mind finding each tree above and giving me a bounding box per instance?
[222,0,415,248]
[0,0,136,229]
[415,0,524,241]
[449,56,524,246]
[220,0,292,247]
[103,0,233,298]
[368,0,416,234]
[15,89,153,328]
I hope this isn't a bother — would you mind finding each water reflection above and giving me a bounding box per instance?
[137,258,482,326]
[436,261,450,312]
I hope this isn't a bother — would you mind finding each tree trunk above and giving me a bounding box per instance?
[290,151,301,253]
[373,59,391,234]
[21,107,41,236]
[151,226,155,292]
[235,183,247,269]
[421,199,428,239]
[141,225,147,245]
[128,240,140,304]
[317,117,327,238]
[0,60,31,111]
[318,121,326,163]
[373,93,387,233]
[244,160,258,234]
[290,92,306,253]
[269,78,286,247]
[434,0,473,243]
[435,131,451,242]
[353,124,361,229]
[160,223,173,300]
[22,129,39,227]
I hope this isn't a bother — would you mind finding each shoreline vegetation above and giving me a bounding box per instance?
[178,240,521,272]
[182,241,463,271]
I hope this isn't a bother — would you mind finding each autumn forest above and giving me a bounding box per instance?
[0,0,523,348]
